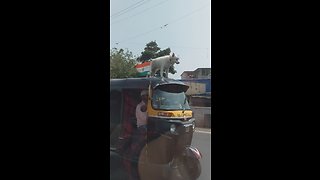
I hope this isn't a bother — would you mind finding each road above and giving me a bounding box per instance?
[192,128,211,180]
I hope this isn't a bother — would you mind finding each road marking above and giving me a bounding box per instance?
[195,130,211,134]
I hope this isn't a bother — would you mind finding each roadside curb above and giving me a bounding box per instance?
[195,127,211,132]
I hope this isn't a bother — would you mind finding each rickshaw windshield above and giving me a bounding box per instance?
[152,89,191,110]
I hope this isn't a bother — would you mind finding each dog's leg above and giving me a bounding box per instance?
[163,69,167,78]
[150,66,155,77]
[160,67,164,78]
[150,70,155,77]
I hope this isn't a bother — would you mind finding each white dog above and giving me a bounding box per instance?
[150,53,180,78]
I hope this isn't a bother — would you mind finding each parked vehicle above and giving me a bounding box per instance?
[110,77,202,180]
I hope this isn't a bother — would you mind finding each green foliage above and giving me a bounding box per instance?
[139,51,154,63]
[156,48,171,58]
[138,41,160,62]
[110,48,138,79]
[144,41,161,52]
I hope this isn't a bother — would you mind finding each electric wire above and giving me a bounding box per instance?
[111,0,170,25]
[111,0,153,19]
[114,3,209,44]
[111,0,145,17]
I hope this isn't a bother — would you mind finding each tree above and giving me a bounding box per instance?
[138,41,160,63]
[110,48,138,78]
[137,41,177,76]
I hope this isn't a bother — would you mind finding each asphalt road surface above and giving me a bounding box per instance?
[192,128,211,180]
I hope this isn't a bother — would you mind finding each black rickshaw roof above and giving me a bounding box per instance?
[110,77,189,90]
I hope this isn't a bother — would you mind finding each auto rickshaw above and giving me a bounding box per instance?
[110,77,202,180]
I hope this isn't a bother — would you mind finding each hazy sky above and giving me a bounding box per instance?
[110,0,211,79]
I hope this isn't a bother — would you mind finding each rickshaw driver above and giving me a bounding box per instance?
[128,89,148,180]
[136,90,148,130]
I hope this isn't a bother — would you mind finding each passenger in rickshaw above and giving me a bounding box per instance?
[118,89,149,180]
[128,90,149,180]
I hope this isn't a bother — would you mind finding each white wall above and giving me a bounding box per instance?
[191,106,211,128]
[184,82,206,95]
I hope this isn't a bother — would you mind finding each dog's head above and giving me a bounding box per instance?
[170,53,180,64]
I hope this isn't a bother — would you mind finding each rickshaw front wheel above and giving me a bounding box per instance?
[172,156,201,180]
[183,156,201,180]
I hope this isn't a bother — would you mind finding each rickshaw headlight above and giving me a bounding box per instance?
[170,124,176,134]
[192,121,196,131]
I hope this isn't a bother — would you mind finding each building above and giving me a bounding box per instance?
[180,71,195,79]
[181,68,211,80]
[180,68,211,93]
[181,78,211,94]
[179,68,212,128]
[182,81,206,95]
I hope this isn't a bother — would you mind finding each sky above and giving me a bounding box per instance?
[110,0,211,79]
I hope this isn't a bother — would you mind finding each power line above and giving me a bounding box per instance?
[116,26,162,44]
[111,0,153,19]
[114,3,210,44]
[112,1,150,19]
[164,3,209,25]
[111,0,170,25]
[111,0,145,17]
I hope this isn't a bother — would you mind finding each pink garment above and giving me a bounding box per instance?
[135,101,147,127]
